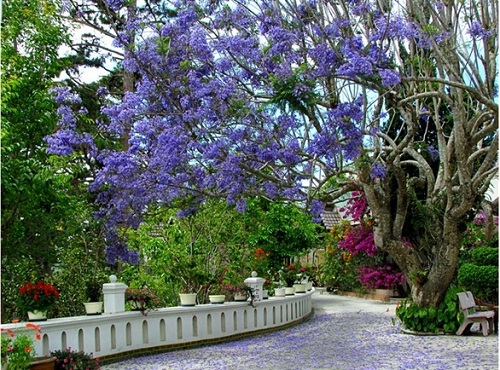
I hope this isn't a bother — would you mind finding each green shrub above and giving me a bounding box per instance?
[51,247,110,318]
[470,246,498,266]
[457,263,498,303]
[396,286,463,333]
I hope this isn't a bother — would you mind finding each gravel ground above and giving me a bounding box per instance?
[102,294,498,370]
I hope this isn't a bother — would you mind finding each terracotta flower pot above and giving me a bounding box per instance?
[30,356,56,370]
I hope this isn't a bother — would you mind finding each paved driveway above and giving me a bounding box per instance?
[102,293,498,370]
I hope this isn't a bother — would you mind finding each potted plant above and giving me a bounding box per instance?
[269,270,286,297]
[51,347,101,369]
[280,264,302,295]
[1,323,56,370]
[230,284,252,301]
[84,281,103,315]
[17,281,60,321]
[293,265,308,293]
[125,288,160,316]
[208,283,232,304]
[178,277,201,307]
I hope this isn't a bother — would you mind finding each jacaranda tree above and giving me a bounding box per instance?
[47,0,498,308]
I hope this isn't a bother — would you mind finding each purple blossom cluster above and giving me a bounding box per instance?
[427,145,439,162]
[45,87,97,157]
[473,210,487,226]
[105,0,123,11]
[45,0,491,264]
[370,162,387,180]
[468,21,493,39]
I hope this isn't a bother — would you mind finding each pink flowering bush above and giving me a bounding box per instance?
[338,223,377,256]
[51,347,101,369]
[359,266,405,290]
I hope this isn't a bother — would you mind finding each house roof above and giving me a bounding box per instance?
[320,208,342,230]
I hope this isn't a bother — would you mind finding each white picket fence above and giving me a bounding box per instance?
[1,290,314,363]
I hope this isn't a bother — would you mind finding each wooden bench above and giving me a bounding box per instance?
[456,291,495,336]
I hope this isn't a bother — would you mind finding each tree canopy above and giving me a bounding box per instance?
[47,0,497,307]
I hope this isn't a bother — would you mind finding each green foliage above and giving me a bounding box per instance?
[1,257,41,320]
[245,199,319,270]
[0,0,107,324]
[457,216,498,304]
[457,263,498,304]
[51,236,110,318]
[1,323,41,370]
[469,246,498,266]
[122,199,319,306]
[123,201,248,305]
[2,334,36,370]
[319,247,363,291]
[460,218,498,250]
[318,225,361,291]
[120,266,177,308]
[267,67,318,114]
[396,286,463,333]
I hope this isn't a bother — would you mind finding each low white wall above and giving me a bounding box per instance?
[1,290,314,363]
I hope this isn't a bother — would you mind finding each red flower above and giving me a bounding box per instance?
[18,281,59,313]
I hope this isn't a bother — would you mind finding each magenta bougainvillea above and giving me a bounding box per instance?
[339,191,368,222]
[338,223,377,256]
[359,266,405,290]
[337,191,377,256]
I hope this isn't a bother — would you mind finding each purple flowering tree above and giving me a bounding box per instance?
[48,0,497,308]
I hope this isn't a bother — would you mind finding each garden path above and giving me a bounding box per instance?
[102,293,498,369]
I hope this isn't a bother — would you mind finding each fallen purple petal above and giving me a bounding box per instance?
[102,296,498,369]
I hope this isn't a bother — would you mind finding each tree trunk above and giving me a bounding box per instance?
[364,166,463,309]
[373,222,461,308]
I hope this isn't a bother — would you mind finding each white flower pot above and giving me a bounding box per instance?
[274,288,286,297]
[234,293,248,301]
[262,290,269,299]
[84,301,103,315]
[293,284,306,293]
[285,287,295,295]
[27,310,47,321]
[209,295,226,304]
[179,293,197,306]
